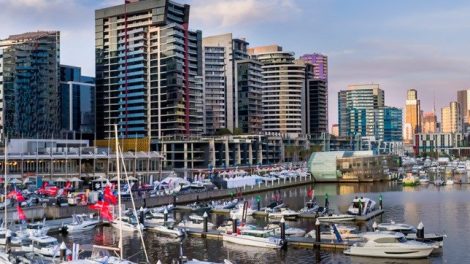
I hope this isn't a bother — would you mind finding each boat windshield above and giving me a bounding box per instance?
[38,240,58,247]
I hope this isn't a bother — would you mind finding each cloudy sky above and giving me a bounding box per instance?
[1,0,470,127]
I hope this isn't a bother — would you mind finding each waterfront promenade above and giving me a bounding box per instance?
[10,175,315,220]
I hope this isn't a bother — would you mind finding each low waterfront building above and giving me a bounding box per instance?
[413,132,464,156]
[2,139,163,183]
[307,151,399,182]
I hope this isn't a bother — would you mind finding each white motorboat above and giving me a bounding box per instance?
[21,235,71,257]
[222,229,284,249]
[63,214,100,233]
[306,225,361,241]
[177,214,215,230]
[0,228,13,245]
[344,232,434,259]
[434,179,444,186]
[111,216,144,232]
[229,204,254,219]
[212,199,239,210]
[419,177,430,184]
[268,208,299,219]
[266,224,305,237]
[347,197,376,216]
[148,224,185,237]
[299,200,319,214]
[317,214,355,222]
[377,221,416,234]
[446,180,454,185]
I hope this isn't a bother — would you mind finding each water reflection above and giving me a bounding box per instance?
[54,182,470,263]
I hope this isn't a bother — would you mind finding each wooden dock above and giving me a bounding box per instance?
[354,209,384,221]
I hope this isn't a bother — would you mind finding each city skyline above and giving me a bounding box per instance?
[2,0,470,126]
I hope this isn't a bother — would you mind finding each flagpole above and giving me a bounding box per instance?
[114,124,123,259]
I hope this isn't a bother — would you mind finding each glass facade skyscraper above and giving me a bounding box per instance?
[95,0,203,141]
[375,107,403,142]
[60,65,96,139]
[0,31,61,140]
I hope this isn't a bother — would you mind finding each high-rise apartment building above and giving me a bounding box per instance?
[236,59,263,134]
[60,65,96,140]
[305,79,328,135]
[338,84,384,138]
[374,107,402,142]
[404,89,421,144]
[300,53,328,81]
[202,33,249,134]
[95,0,204,141]
[0,31,61,140]
[422,112,437,133]
[457,89,470,131]
[441,101,461,133]
[249,45,305,137]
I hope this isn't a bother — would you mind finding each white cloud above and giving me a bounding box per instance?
[190,0,300,29]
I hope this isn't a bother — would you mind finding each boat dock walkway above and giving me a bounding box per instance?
[185,227,351,250]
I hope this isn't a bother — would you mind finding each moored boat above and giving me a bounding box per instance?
[222,229,284,249]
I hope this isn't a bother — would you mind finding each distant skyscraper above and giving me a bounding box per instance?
[305,78,328,135]
[0,31,61,140]
[202,33,249,134]
[249,45,305,137]
[422,112,437,133]
[60,65,95,140]
[404,89,421,144]
[95,0,203,141]
[338,84,384,138]
[441,101,461,133]
[300,53,328,81]
[457,89,470,131]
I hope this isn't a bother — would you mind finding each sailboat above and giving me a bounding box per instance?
[62,125,149,263]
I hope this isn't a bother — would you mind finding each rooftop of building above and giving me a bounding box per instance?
[248,45,283,55]
[347,83,380,90]
[2,31,59,41]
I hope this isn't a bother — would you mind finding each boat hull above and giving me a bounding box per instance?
[222,234,281,249]
[344,246,433,259]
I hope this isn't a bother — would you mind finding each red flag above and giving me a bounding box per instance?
[16,191,25,202]
[104,186,117,205]
[88,200,107,211]
[100,208,113,221]
[17,206,26,221]
[64,181,72,190]
[307,187,314,199]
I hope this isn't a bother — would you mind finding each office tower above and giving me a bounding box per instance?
[202,33,249,134]
[422,112,437,133]
[299,53,328,81]
[457,90,470,131]
[249,45,305,137]
[0,31,61,140]
[338,84,384,138]
[60,65,96,140]
[374,107,402,142]
[95,0,204,141]
[404,89,421,143]
[441,101,461,133]
[236,59,263,134]
[331,124,339,137]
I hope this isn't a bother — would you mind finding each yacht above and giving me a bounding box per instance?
[377,221,416,234]
[177,214,215,230]
[306,225,361,241]
[229,204,254,219]
[111,216,144,232]
[62,214,100,234]
[265,224,305,237]
[317,213,355,222]
[419,177,430,184]
[21,235,71,257]
[148,223,185,237]
[446,179,454,185]
[222,229,284,249]
[344,232,434,259]
[268,208,299,220]
[347,197,376,216]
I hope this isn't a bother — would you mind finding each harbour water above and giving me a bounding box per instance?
[56,181,469,263]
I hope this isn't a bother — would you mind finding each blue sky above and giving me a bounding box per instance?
[1,0,470,127]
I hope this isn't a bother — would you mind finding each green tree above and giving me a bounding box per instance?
[215,128,232,136]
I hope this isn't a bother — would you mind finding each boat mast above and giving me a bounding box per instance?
[114,125,123,259]
[3,137,7,227]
